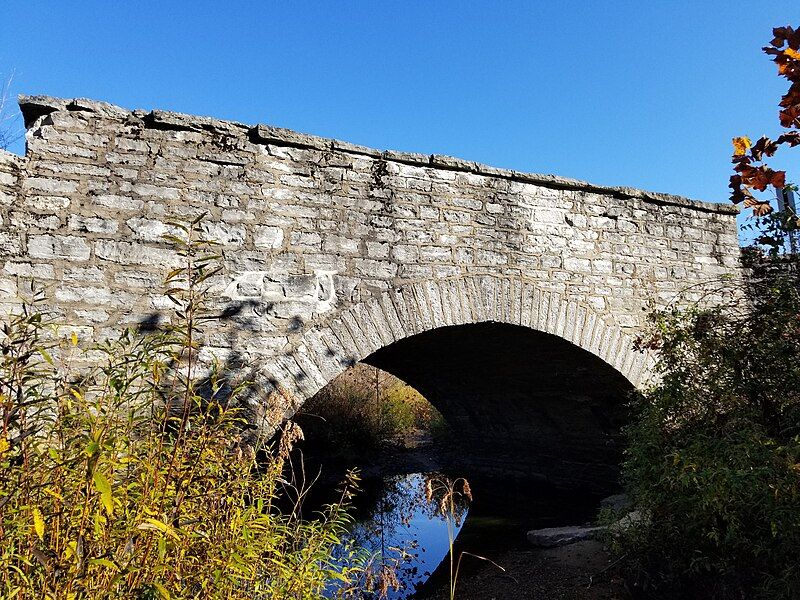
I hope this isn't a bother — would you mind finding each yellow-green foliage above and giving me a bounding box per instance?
[620,269,800,598]
[300,364,449,452]
[0,221,372,599]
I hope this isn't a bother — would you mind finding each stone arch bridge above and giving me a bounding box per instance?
[0,96,741,489]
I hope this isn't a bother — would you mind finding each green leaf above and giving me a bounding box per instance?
[138,518,180,540]
[84,440,100,458]
[88,557,119,571]
[93,470,114,516]
[151,582,172,600]
[39,348,54,365]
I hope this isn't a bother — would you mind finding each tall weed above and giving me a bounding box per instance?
[0,219,372,599]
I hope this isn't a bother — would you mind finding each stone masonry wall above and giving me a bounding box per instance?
[0,95,742,428]
[0,149,25,301]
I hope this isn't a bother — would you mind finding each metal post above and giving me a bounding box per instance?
[776,187,799,254]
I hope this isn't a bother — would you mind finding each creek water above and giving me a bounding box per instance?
[315,468,604,599]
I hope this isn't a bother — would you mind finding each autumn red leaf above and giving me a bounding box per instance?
[780,104,800,128]
[778,85,800,105]
[780,111,800,129]
[750,136,780,160]
[743,196,774,217]
[777,131,800,146]
[744,167,770,191]
[770,26,800,51]
[728,175,752,205]
[731,25,799,214]
[735,161,785,193]
[770,170,786,189]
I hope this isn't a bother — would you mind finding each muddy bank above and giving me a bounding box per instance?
[416,540,628,600]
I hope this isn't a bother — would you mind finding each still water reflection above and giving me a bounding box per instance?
[338,473,464,598]
[325,471,600,599]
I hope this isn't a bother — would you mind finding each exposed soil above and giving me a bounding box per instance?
[417,540,629,600]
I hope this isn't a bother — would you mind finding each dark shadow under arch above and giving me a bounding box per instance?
[362,322,635,492]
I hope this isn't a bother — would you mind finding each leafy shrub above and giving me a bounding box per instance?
[619,265,800,598]
[0,222,373,599]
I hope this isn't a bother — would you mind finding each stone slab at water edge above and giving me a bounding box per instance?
[527,525,606,548]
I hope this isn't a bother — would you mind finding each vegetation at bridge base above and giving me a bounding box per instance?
[613,261,800,599]
[609,25,800,599]
[0,220,386,599]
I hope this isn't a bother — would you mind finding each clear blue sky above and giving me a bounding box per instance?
[0,1,796,208]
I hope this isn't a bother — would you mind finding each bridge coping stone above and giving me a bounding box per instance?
[16,94,737,216]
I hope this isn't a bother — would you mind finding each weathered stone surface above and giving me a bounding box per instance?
[28,234,91,261]
[0,95,743,472]
[253,124,329,150]
[599,494,630,513]
[527,525,605,548]
[609,510,645,534]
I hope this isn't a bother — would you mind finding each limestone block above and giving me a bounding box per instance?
[419,246,452,262]
[322,235,359,255]
[365,241,390,259]
[95,240,181,268]
[64,215,117,234]
[55,285,136,307]
[23,195,71,211]
[92,194,145,211]
[289,231,321,250]
[126,217,175,240]
[202,222,246,247]
[253,226,284,250]
[23,177,79,195]
[11,212,61,231]
[28,234,90,261]
[527,525,605,548]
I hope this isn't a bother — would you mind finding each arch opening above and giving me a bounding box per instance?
[358,322,635,492]
[287,321,636,596]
